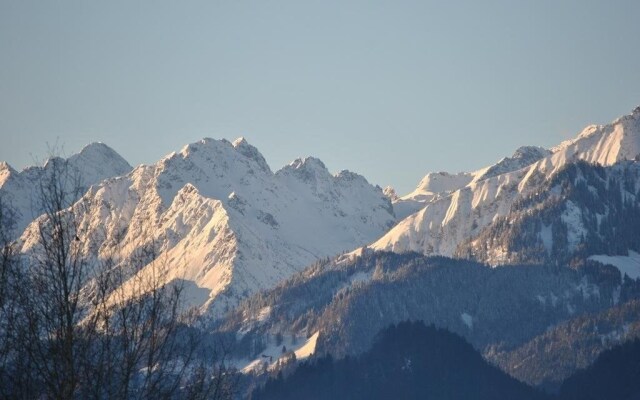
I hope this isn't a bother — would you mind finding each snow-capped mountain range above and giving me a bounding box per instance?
[0,143,132,236]
[373,106,640,261]
[17,137,395,314]
[7,105,640,318]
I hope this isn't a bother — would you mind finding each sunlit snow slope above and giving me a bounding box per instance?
[20,138,395,314]
[373,107,640,258]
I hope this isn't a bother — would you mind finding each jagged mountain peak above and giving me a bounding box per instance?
[383,186,398,201]
[286,156,327,171]
[278,157,331,183]
[512,146,550,159]
[151,142,253,207]
[176,137,231,158]
[163,137,272,176]
[151,137,275,203]
[177,182,199,195]
[334,169,369,185]
[232,136,248,146]
[0,161,15,175]
[475,146,552,182]
[612,105,640,124]
[232,137,271,173]
[0,161,15,187]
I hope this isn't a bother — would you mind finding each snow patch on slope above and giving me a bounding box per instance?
[461,313,474,329]
[295,331,320,359]
[589,251,640,279]
[237,331,320,374]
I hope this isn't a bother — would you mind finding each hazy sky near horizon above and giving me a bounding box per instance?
[2,1,640,193]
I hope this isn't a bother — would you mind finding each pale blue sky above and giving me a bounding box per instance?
[1,1,640,193]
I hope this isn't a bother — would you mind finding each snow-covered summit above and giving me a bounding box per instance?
[474,146,551,181]
[0,161,16,187]
[412,172,474,198]
[232,137,272,173]
[68,142,132,185]
[513,145,551,159]
[73,141,124,161]
[0,143,132,235]
[389,172,474,220]
[280,156,328,175]
[383,186,399,202]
